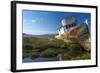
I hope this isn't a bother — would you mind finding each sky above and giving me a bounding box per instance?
[23,10,91,35]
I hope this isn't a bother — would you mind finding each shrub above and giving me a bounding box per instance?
[74,52,91,60]
[68,43,84,55]
[23,45,33,50]
[42,48,58,57]
[30,52,39,59]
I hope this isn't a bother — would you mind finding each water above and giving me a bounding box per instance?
[23,56,58,63]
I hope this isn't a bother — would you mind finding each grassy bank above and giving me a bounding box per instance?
[23,37,90,61]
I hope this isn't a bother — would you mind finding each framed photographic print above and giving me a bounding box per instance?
[11,1,98,72]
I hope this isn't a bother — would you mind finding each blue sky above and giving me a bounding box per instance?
[23,10,91,35]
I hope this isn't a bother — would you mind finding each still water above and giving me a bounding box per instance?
[23,56,58,63]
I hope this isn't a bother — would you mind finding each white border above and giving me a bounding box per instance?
[16,3,96,70]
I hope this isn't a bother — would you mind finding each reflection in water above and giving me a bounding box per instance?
[23,56,58,63]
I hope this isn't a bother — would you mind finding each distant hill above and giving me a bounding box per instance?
[23,33,58,39]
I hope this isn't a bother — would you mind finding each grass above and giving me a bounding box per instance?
[23,37,91,60]
[42,48,58,57]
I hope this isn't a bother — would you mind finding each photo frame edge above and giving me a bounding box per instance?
[11,1,17,72]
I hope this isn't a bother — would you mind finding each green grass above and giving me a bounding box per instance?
[23,37,90,60]
[42,48,58,57]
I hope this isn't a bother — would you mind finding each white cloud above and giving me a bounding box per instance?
[31,19,37,23]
